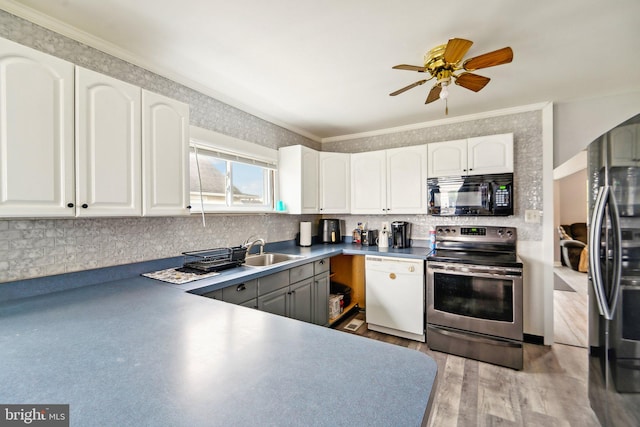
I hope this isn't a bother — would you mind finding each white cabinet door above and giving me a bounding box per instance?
[75,67,141,216]
[609,124,640,166]
[386,145,428,214]
[278,145,318,214]
[0,38,75,217]
[467,133,514,175]
[351,150,387,214]
[301,147,319,213]
[319,152,350,213]
[142,90,190,216]
[427,139,467,177]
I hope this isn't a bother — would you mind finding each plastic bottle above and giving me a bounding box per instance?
[429,226,437,253]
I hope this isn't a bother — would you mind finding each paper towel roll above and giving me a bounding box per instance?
[300,221,312,246]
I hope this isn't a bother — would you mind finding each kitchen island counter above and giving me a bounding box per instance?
[0,275,437,426]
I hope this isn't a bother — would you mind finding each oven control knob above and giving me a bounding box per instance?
[437,228,444,234]
[445,228,450,233]
[497,228,504,236]
[506,230,513,237]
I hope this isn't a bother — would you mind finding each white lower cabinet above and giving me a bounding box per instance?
[0,38,75,217]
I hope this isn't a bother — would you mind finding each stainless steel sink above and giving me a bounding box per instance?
[243,253,303,267]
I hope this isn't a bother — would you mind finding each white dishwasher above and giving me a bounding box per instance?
[365,255,425,342]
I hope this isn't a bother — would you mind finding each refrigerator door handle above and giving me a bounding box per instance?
[608,186,622,319]
[589,186,609,318]
[588,185,622,321]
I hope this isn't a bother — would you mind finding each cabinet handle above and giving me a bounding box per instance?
[81,203,88,209]
[319,260,325,265]
[236,284,246,292]
[187,205,192,209]
[67,203,74,208]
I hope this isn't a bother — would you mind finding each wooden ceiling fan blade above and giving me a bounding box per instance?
[389,79,428,96]
[443,38,473,64]
[463,47,513,71]
[425,85,441,104]
[455,72,491,92]
[392,64,427,72]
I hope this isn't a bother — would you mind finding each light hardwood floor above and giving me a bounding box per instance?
[333,310,600,426]
[554,266,589,348]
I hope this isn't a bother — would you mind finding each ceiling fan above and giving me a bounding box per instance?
[389,38,513,114]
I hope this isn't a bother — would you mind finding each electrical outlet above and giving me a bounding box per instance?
[525,210,541,223]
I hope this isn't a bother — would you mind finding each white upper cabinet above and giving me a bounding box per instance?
[278,145,319,214]
[75,66,141,217]
[0,39,191,218]
[427,139,468,178]
[319,152,350,214]
[0,38,75,217]
[467,133,514,175]
[386,145,428,214]
[609,124,640,166]
[351,150,387,214]
[427,133,513,177]
[142,90,190,216]
[351,146,427,215]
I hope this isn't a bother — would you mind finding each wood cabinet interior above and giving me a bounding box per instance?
[329,254,365,324]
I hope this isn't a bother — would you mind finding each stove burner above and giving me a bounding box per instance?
[427,225,521,268]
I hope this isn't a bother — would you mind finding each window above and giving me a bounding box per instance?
[188,127,277,213]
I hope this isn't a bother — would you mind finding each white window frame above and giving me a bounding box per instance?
[189,126,278,213]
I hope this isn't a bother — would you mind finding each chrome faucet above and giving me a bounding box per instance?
[243,236,266,255]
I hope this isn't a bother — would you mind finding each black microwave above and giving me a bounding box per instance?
[427,173,514,216]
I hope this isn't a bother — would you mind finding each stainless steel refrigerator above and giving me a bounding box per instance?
[587,114,640,426]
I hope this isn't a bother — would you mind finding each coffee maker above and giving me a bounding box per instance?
[391,221,411,248]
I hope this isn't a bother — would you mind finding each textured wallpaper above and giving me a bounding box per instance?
[0,10,544,283]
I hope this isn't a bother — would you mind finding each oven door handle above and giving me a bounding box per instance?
[428,264,521,278]
[433,327,521,348]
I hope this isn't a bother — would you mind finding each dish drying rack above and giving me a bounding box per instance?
[180,246,248,273]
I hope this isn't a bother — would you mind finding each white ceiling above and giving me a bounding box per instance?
[4,0,640,141]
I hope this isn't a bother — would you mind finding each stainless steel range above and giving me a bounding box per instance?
[426,225,523,370]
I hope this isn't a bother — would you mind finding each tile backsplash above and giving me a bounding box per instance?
[0,215,317,283]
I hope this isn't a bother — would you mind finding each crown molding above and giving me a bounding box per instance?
[0,0,323,142]
[320,102,551,143]
[0,1,549,145]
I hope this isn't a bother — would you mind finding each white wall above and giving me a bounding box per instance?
[558,169,588,225]
[554,91,640,167]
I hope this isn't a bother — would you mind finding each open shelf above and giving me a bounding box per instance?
[329,302,359,326]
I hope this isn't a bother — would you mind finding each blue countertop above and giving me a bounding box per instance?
[0,243,437,426]
[168,242,432,294]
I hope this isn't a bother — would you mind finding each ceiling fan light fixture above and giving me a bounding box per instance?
[439,82,449,99]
